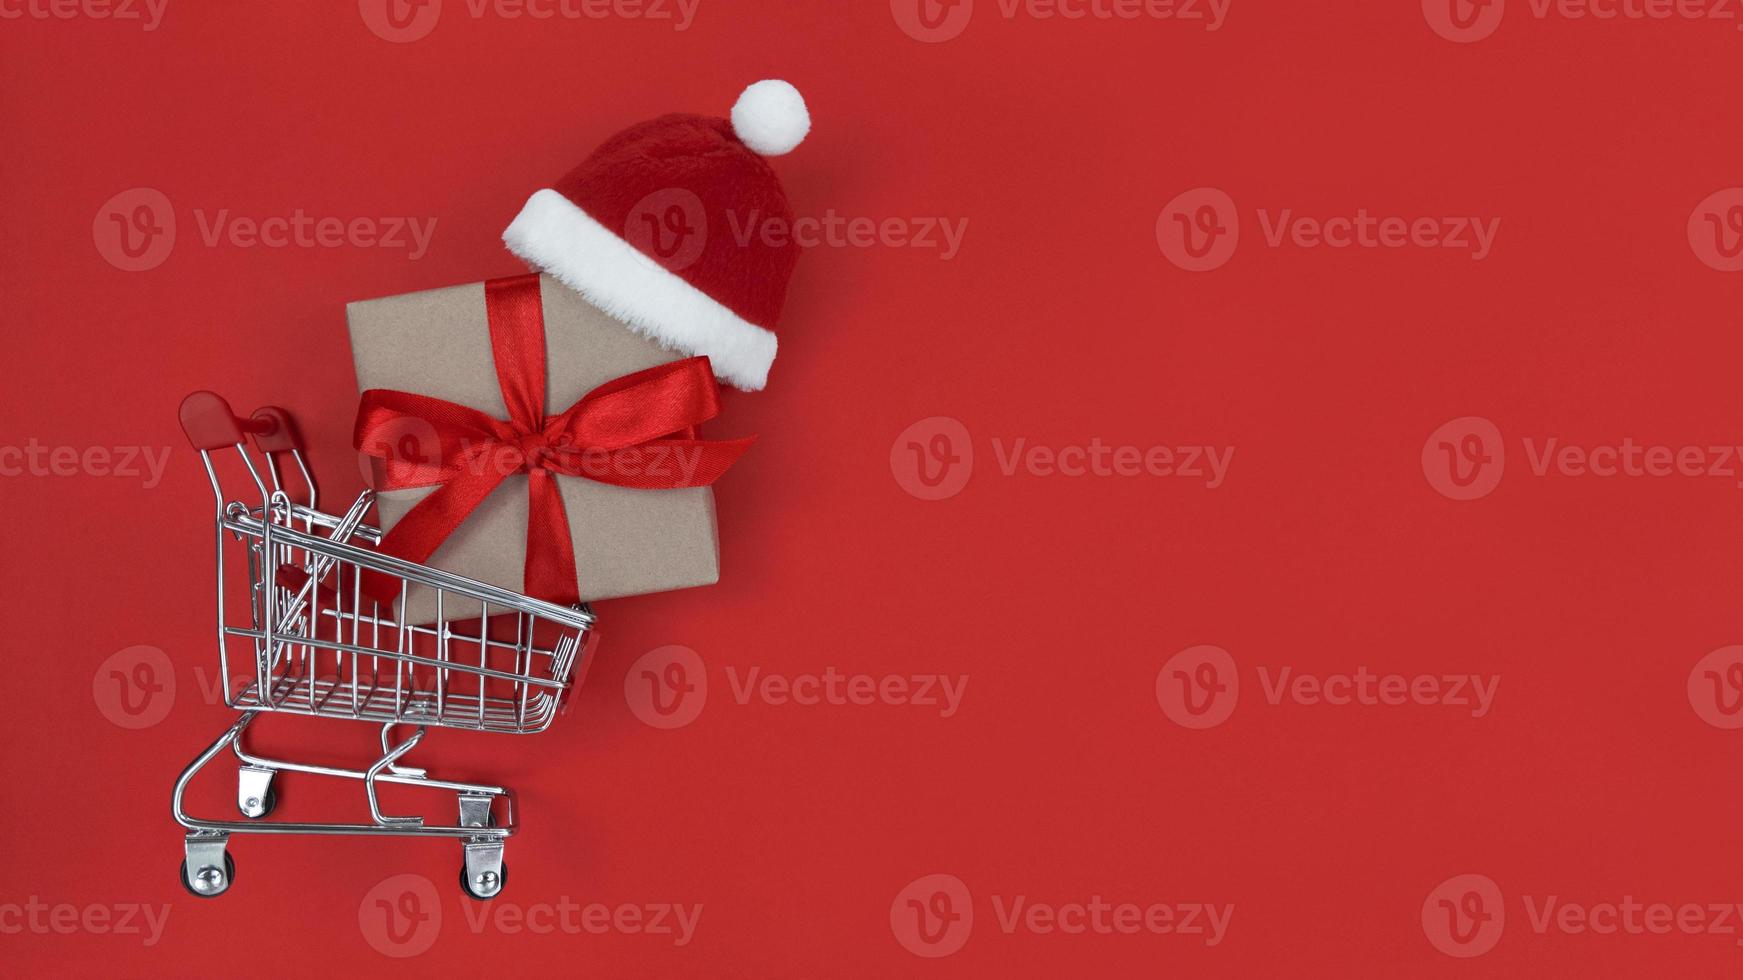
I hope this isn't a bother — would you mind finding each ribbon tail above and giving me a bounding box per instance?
[662,436,756,487]
[361,473,509,604]
[522,469,581,607]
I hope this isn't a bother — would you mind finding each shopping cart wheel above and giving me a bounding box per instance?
[459,859,507,901]
[179,852,235,899]
[237,765,277,819]
[460,830,507,901]
[238,786,277,819]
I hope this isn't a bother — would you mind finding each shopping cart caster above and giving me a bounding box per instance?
[460,841,506,901]
[180,835,234,898]
[237,766,277,819]
[460,860,507,901]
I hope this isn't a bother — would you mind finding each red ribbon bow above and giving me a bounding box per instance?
[354,274,753,606]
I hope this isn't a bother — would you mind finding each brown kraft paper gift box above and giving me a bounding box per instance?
[347,274,721,623]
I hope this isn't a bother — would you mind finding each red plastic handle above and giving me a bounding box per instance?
[179,392,302,453]
[179,391,248,450]
[248,407,303,454]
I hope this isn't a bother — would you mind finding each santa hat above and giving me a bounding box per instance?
[503,80,811,392]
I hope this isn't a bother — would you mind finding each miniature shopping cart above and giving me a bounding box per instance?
[171,391,595,900]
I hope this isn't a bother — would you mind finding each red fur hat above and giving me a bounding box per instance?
[503,80,812,392]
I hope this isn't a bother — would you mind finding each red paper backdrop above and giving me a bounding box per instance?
[4,1,1743,976]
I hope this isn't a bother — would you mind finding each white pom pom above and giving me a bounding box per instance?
[731,80,810,157]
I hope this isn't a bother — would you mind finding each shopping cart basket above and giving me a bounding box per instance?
[171,391,596,900]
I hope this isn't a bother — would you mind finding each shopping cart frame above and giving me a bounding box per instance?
[171,392,596,900]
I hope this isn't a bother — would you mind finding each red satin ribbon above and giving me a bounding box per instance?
[354,274,753,605]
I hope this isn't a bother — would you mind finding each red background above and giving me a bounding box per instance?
[4,0,1743,975]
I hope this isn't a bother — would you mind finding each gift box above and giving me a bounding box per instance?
[349,80,815,623]
[348,273,749,623]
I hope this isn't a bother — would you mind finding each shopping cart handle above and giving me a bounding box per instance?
[248,406,303,455]
[179,391,288,452]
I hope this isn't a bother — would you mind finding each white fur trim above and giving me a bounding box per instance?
[503,188,777,392]
[731,80,809,157]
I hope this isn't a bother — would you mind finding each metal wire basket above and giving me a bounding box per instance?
[170,391,596,900]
